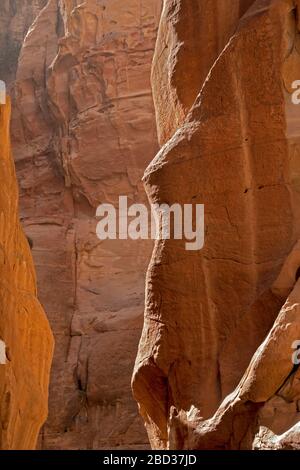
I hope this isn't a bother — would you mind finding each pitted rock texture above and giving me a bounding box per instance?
[133,0,300,449]
[11,0,161,450]
[0,98,53,450]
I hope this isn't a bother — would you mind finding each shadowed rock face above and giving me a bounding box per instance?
[0,98,53,450]
[0,0,47,85]
[9,0,161,450]
[133,0,300,449]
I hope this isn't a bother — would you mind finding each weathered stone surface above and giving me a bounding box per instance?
[152,0,255,146]
[254,423,300,450]
[133,0,300,449]
[11,0,161,449]
[0,0,47,86]
[0,97,53,449]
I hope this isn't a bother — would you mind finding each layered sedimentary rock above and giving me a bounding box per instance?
[0,97,53,449]
[133,0,300,449]
[11,0,160,449]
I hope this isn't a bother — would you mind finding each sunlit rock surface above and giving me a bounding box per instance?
[0,97,53,450]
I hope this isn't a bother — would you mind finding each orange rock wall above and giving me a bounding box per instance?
[10,0,161,449]
[133,0,300,449]
[0,97,53,450]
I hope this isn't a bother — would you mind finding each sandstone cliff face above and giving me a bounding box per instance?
[133,0,300,449]
[0,97,53,449]
[11,0,161,449]
[0,0,47,85]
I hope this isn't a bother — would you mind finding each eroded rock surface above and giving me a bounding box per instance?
[0,0,47,86]
[10,0,161,450]
[0,97,53,449]
[133,0,300,449]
